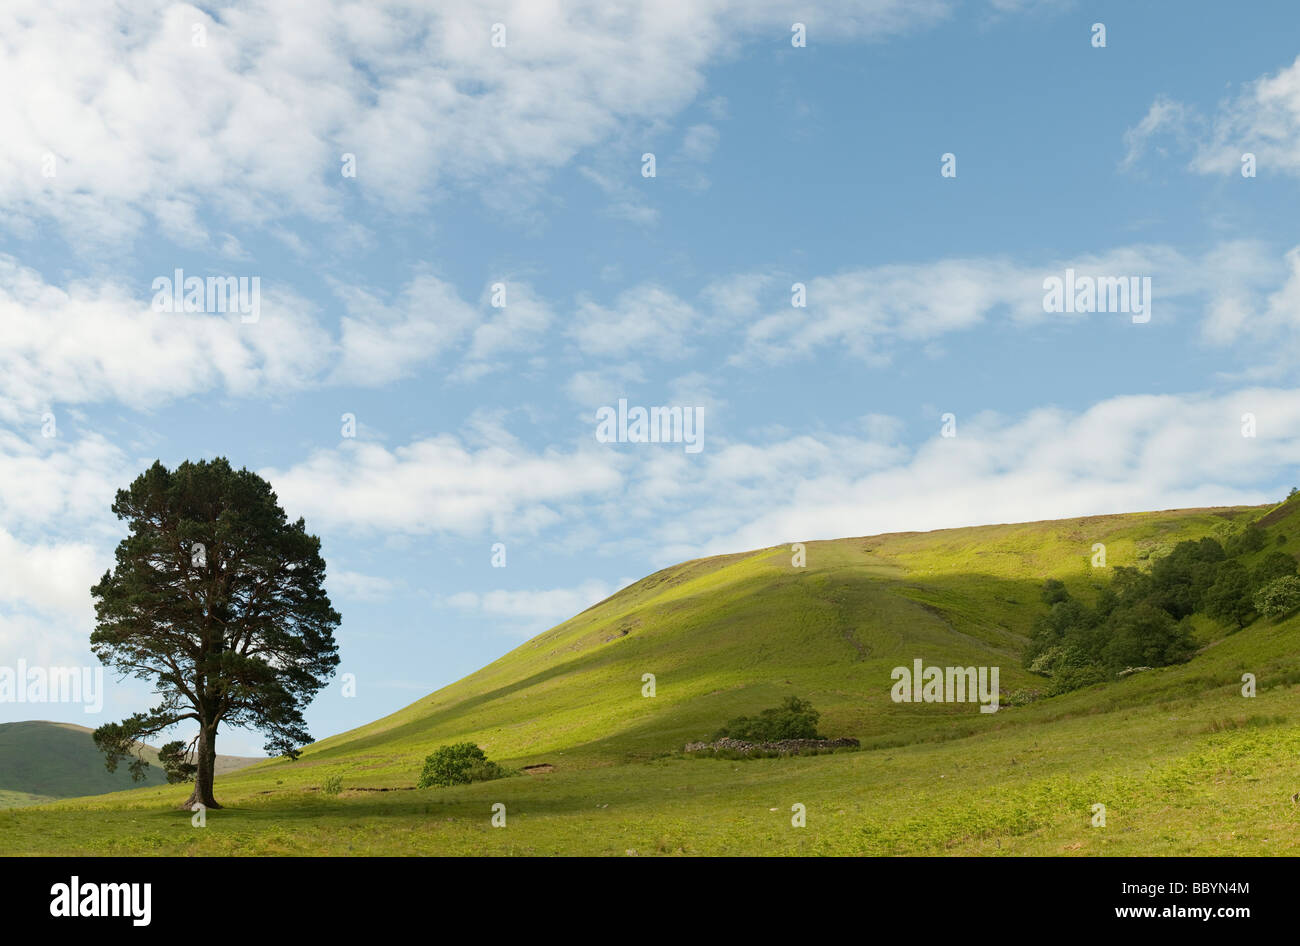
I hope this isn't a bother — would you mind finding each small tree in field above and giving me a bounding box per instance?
[91,458,340,809]
[1254,575,1300,619]
[417,743,510,788]
[714,696,822,742]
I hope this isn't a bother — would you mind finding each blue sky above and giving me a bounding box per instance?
[3,0,1300,755]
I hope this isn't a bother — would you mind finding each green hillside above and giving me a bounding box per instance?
[3,502,1299,855]
[0,721,169,805]
[0,721,263,808]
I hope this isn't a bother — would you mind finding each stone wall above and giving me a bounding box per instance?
[684,736,859,755]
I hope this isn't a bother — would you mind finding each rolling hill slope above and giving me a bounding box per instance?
[284,501,1290,777]
[0,721,263,808]
[3,501,1298,855]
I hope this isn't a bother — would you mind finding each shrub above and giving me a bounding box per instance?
[1026,647,1061,676]
[1040,578,1069,605]
[1254,575,1300,619]
[714,696,821,742]
[463,759,511,783]
[1102,603,1196,669]
[1253,550,1298,586]
[321,773,343,795]
[418,742,492,788]
[1001,688,1043,707]
[1226,523,1269,557]
[1046,663,1109,695]
[1203,561,1255,629]
[1136,541,1173,561]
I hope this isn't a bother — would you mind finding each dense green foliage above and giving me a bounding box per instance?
[1026,522,1297,692]
[714,696,822,741]
[89,458,341,808]
[416,743,511,788]
[1255,575,1300,618]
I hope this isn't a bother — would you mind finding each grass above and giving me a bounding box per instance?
[4,502,1298,855]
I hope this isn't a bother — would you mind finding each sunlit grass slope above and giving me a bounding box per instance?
[4,502,1298,855]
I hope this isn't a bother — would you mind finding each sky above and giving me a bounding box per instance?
[2,0,1300,755]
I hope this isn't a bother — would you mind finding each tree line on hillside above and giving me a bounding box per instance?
[1026,518,1300,694]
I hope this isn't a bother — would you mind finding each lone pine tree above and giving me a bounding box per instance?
[90,458,340,809]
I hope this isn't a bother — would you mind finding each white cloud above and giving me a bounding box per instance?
[681,124,720,163]
[255,386,1300,576]
[446,578,626,633]
[570,285,697,359]
[456,282,555,380]
[577,164,661,226]
[658,388,1300,560]
[327,569,399,602]
[1120,96,1193,171]
[0,258,493,415]
[565,363,648,406]
[0,529,102,623]
[330,273,477,386]
[700,272,776,321]
[0,0,955,250]
[265,436,624,538]
[0,254,331,420]
[0,429,131,534]
[719,243,1283,365]
[4,238,1298,419]
[1123,56,1300,178]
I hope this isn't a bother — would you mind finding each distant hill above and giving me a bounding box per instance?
[0,720,264,808]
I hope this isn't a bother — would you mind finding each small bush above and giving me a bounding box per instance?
[1040,578,1069,604]
[1046,664,1109,695]
[417,743,512,788]
[1226,523,1269,556]
[463,759,511,783]
[1252,550,1297,586]
[714,696,821,742]
[1001,688,1043,707]
[1254,575,1300,619]
[321,773,343,795]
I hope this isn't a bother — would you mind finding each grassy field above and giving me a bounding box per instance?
[4,501,1298,855]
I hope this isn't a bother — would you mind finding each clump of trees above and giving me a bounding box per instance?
[416,743,513,788]
[714,696,821,742]
[1026,522,1297,694]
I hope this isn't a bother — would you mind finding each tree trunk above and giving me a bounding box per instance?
[181,723,221,810]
